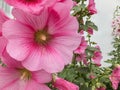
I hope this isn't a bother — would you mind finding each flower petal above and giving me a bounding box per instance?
[0,36,7,57]
[22,46,64,73]
[1,50,23,68]
[12,8,48,30]
[3,20,34,61]
[32,70,52,83]
[0,67,20,89]
[25,80,51,90]
[0,9,9,31]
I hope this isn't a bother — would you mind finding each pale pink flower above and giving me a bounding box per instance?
[109,65,120,90]
[92,46,102,66]
[0,50,52,90]
[87,0,97,15]
[0,9,9,56]
[5,0,56,14]
[74,36,87,54]
[53,77,79,90]
[3,6,80,73]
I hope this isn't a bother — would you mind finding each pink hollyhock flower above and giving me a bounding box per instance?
[87,0,97,15]
[92,46,102,66]
[0,50,52,90]
[53,77,79,90]
[3,4,81,73]
[0,9,9,56]
[76,53,88,66]
[87,28,93,35]
[96,87,106,90]
[5,0,56,14]
[74,36,87,54]
[109,65,120,90]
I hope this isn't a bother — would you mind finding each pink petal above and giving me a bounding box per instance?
[0,36,7,57]
[1,50,23,68]
[12,8,48,30]
[0,9,9,31]
[32,70,52,83]
[48,3,71,32]
[58,0,74,9]
[49,15,81,64]
[0,67,20,89]
[25,80,51,90]
[1,79,26,90]
[3,20,34,61]
[22,46,64,73]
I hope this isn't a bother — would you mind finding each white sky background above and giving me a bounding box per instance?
[92,0,120,67]
[0,0,120,67]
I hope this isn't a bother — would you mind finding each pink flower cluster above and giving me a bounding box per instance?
[109,65,120,90]
[112,16,120,36]
[74,36,102,66]
[0,0,80,90]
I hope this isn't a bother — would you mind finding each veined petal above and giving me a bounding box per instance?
[22,46,64,73]
[12,8,48,30]
[0,67,20,89]
[3,20,34,61]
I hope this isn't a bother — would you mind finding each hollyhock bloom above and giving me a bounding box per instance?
[74,36,87,54]
[87,0,97,15]
[0,9,9,56]
[87,28,93,35]
[53,77,79,90]
[3,5,80,73]
[109,65,120,90]
[96,87,106,90]
[0,50,52,90]
[76,53,88,65]
[92,46,102,66]
[5,0,57,14]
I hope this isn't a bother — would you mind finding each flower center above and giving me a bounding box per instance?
[18,68,31,80]
[34,30,51,45]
